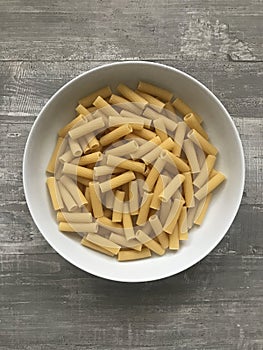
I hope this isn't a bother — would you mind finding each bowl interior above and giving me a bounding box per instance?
[23,62,244,282]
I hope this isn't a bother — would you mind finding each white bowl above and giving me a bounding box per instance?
[23,61,245,282]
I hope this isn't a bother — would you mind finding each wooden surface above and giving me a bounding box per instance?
[1,1,262,349]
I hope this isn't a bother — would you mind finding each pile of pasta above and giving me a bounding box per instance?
[46,81,226,261]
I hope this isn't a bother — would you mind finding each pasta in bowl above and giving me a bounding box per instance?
[23,62,244,282]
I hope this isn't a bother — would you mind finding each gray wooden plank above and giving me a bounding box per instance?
[0,0,262,61]
[0,202,262,257]
[0,61,262,122]
[0,254,262,349]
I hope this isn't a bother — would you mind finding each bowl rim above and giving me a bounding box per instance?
[23,60,245,282]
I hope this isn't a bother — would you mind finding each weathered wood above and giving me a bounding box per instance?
[0,0,262,349]
[0,61,262,121]
[0,254,262,349]
[0,0,262,61]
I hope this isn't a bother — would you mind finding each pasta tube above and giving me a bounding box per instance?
[79,86,112,107]
[99,171,136,193]
[159,174,185,202]
[136,230,165,256]
[117,83,148,107]
[194,172,226,200]
[188,129,218,156]
[100,124,133,147]
[118,247,151,261]
[137,81,173,102]
[46,177,64,210]
[89,182,104,218]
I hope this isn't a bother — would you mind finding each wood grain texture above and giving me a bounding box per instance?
[0,0,262,349]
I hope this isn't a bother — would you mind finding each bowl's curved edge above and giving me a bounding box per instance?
[23,61,245,283]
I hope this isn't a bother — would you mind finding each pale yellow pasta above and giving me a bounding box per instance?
[105,140,139,157]
[137,81,173,102]
[89,182,104,218]
[88,134,100,151]
[68,137,82,157]
[57,211,92,223]
[173,121,187,157]
[156,231,169,250]
[118,247,151,261]
[188,129,218,156]
[143,107,177,131]
[78,136,89,153]
[57,181,78,212]
[194,193,213,225]
[109,94,142,115]
[46,177,64,210]
[135,89,165,112]
[183,172,195,208]
[79,86,112,107]
[133,128,157,140]
[163,199,184,234]
[184,113,208,139]
[169,223,179,250]
[142,137,174,165]
[78,151,102,166]
[120,110,152,128]
[183,139,200,174]
[107,154,146,174]
[99,171,135,193]
[63,163,94,180]
[60,175,88,208]
[46,137,64,173]
[172,97,202,123]
[136,192,154,226]
[100,124,133,147]
[96,216,123,234]
[117,83,148,107]
[123,203,135,241]
[150,174,170,210]
[68,117,105,140]
[46,80,227,262]
[153,118,168,142]
[195,143,206,169]
[159,174,185,202]
[105,190,115,210]
[58,114,84,138]
[108,116,144,130]
[136,230,165,256]
[131,136,161,159]
[178,206,188,240]
[187,206,198,229]
[84,186,92,212]
[85,233,120,255]
[112,190,125,222]
[124,133,147,145]
[75,104,90,116]
[109,233,142,251]
[59,150,74,164]
[195,172,226,200]
[164,102,177,114]
[81,238,115,257]
[160,149,190,173]
[143,157,166,192]
[149,214,163,236]
[93,95,120,117]
[94,165,124,177]
[210,169,219,179]
[129,180,139,215]
[59,221,98,233]
[193,155,216,188]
